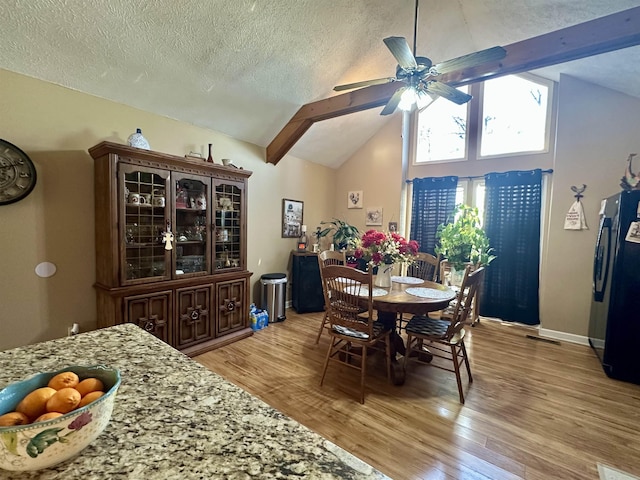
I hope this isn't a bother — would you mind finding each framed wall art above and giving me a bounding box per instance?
[365,207,383,226]
[347,190,363,209]
[282,198,304,238]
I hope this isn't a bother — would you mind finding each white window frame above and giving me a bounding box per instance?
[411,73,555,166]
[412,87,471,165]
[477,72,554,160]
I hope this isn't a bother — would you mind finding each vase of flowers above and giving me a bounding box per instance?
[354,230,419,288]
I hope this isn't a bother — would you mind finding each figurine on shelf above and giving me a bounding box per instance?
[176,188,188,208]
[162,228,174,250]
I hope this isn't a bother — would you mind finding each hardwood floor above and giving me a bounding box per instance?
[195,310,640,480]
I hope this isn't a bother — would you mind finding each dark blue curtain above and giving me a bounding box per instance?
[481,169,542,325]
[410,176,458,255]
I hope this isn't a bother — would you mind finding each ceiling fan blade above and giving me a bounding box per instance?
[427,81,472,105]
[432,46,506,75]
[333,77,396,92]
[380,86,407,116]
[383,36,418,71]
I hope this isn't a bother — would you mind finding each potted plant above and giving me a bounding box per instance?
[435,204,495,282]
[316,219,360,251]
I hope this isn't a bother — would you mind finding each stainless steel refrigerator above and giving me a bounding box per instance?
[588,190,640,384]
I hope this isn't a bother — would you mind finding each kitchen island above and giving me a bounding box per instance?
[0,324,388,479]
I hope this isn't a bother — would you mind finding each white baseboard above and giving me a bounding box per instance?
[538,328,590,346]
[480,316,590,346]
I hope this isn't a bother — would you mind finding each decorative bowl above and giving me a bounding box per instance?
[0,365,120,471]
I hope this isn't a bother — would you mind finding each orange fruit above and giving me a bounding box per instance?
[46,387,81,414]
[48,371,79,390]
[75,378,104,397]
[34,412,63,423]
[78,391,104,408]
[16,387,57,420]
[0,411,30,426]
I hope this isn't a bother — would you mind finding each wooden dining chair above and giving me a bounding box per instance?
[315,250,347,344]
[402,266,484,404]
[406,252,440,282]
[398,252,441,332]
[319,264,392,404]
[436,260,481,326]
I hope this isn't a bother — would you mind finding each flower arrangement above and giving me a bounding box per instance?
[354,229,419,266]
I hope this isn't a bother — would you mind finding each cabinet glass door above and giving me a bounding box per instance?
[120,164,170,284]
[214,180,244,271]
[173,174,210,277]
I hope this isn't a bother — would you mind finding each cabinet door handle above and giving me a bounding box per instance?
[143,320,155,332]
[190,309,200,321]
[226,301,236,312]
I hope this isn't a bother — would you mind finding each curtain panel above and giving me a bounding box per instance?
[409,176,458,255]
[481,169,542,325]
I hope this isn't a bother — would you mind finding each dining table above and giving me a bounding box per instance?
[363,275,456,385]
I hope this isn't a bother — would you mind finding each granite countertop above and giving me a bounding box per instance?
[0,324,388,479]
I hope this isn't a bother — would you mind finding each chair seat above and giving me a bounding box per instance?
[405,315,450,338]
[332,320,386,340]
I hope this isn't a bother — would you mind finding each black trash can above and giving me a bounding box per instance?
[260,273,287,322]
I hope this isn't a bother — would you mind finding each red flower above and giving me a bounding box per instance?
[355,229,420,266]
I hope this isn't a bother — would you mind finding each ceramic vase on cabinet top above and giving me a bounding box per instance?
[127,128,150,150]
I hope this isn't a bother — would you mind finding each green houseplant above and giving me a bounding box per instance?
[316,218,360,251]
[435,204,496,270]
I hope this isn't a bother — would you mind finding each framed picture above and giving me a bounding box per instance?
[282,199,303,238]
[366,207,383,226]
[388,221,398,232]
[347,190,363,209]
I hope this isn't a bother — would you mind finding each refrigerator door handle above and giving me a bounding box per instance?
[593,217,612,302]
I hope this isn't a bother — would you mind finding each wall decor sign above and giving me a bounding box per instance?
[366,207,383,226]
[282,198,304,238]
[348,190,363,209]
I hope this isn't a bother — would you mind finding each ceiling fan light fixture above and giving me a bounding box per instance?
[398,87,431,112]
[399,88,418,111]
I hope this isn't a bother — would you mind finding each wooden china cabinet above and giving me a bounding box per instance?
[90,141,253,356]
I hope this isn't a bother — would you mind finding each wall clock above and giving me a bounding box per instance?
[0,139,37,205]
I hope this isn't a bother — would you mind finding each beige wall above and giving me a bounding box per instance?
[540,74,640,336]
[0,69,335,350]
[333,115,404,235]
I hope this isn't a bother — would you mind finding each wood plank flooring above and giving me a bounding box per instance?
[195,310,640,480]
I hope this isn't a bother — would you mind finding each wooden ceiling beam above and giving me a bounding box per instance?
[266,82,400,165]
[266,6,640,165]
[440,6,640,87]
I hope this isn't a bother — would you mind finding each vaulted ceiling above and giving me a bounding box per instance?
[1,1,639,168]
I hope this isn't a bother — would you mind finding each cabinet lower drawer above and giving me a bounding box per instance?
[175,285,213,350]
[124,291,173,344]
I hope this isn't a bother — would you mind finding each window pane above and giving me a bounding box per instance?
[480,76,549,157]
[474,183,486,226]
[416,86,469,162]
[455,185,465,208]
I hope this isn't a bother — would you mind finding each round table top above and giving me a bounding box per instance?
[371,276,456,315]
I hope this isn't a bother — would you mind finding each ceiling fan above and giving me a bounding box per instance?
[333,0,507,115]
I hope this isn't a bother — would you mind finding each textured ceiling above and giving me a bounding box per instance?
[1,0,639,168]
